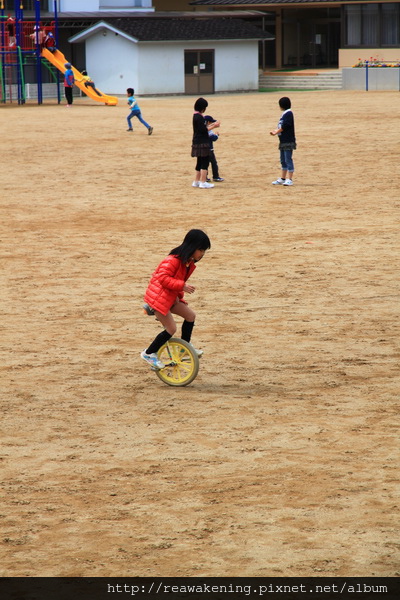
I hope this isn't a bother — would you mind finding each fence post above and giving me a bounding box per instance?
[365,60,369,91]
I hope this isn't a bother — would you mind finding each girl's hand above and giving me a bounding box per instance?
[183,284,195,294]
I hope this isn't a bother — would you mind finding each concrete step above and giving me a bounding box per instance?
[261,77,343,84]
[260,77,342,84]
[261,77,343,81]
[259,71,343,90]
[259,83,343,89]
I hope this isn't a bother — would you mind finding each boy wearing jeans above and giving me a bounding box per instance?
[270,97,296,186]
[126,88,153,135]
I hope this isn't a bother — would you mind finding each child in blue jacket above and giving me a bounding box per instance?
[126,88,153,135]
[64,62,75,107]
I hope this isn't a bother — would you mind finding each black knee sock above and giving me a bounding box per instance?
[181,320,194,343]
[146,330,172,355]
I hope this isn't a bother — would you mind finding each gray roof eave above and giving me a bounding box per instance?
[69,21,139,44]
[69,17,274,44]
[138,37,273,42]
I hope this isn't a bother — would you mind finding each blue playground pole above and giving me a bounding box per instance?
[365,60,369,92]
[54,0,59,48]
[34,0,43,104]
[14,0,24,104]
[54,0,61,104]
[0,8,5,103]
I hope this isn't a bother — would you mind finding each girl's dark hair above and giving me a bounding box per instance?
[194,97,208,112]
[170,229,211,263]
[279,96,291,110]
[127,87,134,95]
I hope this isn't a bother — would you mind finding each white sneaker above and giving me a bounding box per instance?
[192,181,200,187]
[272,178,285,185]
[141,350,165,370]
[190,345,203,358]
[283,179,294,186]
[199,181,214,188]
[181,345,203,358]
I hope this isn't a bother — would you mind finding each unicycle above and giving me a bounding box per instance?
[143,304,200,387]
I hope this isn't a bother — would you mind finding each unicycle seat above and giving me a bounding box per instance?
[143,303,155,316]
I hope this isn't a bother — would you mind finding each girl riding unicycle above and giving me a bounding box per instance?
[141,229,211,386]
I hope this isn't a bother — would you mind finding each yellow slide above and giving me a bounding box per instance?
[41,48,118,106]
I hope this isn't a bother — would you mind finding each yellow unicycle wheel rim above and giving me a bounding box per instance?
[156,338,200,386]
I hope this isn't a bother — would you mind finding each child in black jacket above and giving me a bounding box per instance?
[204,115,224,182]
[270,97,296,186]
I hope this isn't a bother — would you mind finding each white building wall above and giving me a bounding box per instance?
[56,0,100,10]
[82,34,260,95]
[137,40,260,95]
[213,41,259,92]
[85,33,139,94]
[54,1,153,11]
[138,43,184,94]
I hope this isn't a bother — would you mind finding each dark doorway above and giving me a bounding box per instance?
[307,21,341,67]
[283,9,341,68]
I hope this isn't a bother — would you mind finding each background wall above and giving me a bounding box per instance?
[83,36,260,95]
[339,48,400,67]
[138,40,260,95]
[85,33,139,94]
[56,0,153,10]
[214,41,259,92]
[58,0,100,11]
[342,67,400,90]
[138,43,184,95]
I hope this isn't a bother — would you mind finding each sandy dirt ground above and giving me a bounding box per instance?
[1,90,399,577]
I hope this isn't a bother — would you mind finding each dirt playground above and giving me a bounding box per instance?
[1,90,399,577]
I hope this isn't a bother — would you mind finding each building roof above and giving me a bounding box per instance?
[69,17,274,43]
[40,10,271,30]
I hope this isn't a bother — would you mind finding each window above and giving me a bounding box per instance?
[345,3,399,47]
[382,3,400,45]
[362,4,379,45]
[346,5,362,45]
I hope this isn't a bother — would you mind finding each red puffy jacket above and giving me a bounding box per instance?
[144,254,196,316]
